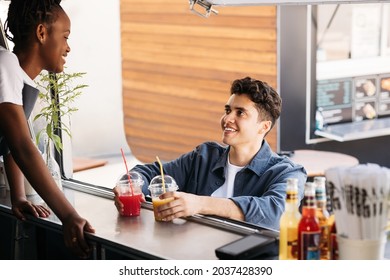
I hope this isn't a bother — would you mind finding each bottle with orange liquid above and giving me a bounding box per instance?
[298,182,320,260]
[279,178,301,260]
[314,176,330,260]
[329,221,338,260]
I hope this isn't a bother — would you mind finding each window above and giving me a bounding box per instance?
[308,3,390,143]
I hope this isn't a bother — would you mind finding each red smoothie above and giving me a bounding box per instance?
[119,193,142,216]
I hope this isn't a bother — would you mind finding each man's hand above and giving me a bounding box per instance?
[113,186,146,215]
[154,192,201,221]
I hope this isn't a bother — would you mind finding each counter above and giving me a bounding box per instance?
[0,182,278,260]
[1,181,388,260]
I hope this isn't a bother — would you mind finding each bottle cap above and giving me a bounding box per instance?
[303,182,316,207]
[286,178,298,191]
[286,178,299,200]
[314,177,326,201]
[304,182,315,196]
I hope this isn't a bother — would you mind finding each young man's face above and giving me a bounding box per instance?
[220,94,269,149]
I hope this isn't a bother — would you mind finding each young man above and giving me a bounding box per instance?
[0,0,94,258]
[114,77,307,230]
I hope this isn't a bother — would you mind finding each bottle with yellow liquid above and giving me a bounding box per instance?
[279,178,301,260]
[314,176,330,260]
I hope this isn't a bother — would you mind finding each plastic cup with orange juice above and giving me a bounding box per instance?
[148,175,178,221]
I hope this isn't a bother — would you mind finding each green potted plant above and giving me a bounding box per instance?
[33,70,88,188]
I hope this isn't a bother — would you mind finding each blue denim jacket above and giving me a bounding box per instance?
[133,140,307,230]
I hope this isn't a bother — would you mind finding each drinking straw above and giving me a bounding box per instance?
[120,148,134,196]
[156,156,166,192]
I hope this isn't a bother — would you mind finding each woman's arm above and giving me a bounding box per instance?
[4,152,50,219]
[0,102,95,258]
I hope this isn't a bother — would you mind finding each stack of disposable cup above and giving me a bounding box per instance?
[325,163,390,260]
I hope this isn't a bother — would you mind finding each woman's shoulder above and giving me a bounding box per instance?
[0,47,17,64]
[0,47,20,74]
[0,47,25,104]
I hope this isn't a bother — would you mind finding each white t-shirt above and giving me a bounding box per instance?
[0,46,36,106]
[0,46,38,155]
[211,156,245,198]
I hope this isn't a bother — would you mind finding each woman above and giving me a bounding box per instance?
[0,0,94,258]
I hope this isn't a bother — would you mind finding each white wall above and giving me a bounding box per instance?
[1,0,128,158]
[62,0,130,157]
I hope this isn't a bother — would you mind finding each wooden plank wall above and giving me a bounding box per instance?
[120,0,277,163]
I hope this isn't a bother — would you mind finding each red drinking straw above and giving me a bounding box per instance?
[120,148,134,196]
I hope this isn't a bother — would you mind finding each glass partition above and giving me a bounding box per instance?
[308,3,390,142]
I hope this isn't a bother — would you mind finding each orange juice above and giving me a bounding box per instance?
[152,197,174,221]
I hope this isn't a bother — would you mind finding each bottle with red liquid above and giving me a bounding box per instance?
[298,182,321,260]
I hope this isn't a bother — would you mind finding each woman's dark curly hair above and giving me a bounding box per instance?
[230,77,282,130]
[4,0,63,53]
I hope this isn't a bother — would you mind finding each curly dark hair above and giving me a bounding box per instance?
[230,77,282,129]
[4,0,63,53]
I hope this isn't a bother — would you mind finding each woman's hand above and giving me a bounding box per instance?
[62,212,95,259]
[12,199,51,220]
